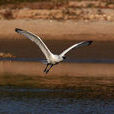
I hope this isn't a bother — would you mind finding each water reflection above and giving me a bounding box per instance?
[1,98,114,113]
[0,87,114,113]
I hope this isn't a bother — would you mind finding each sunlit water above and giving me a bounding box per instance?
[0,87,114,113]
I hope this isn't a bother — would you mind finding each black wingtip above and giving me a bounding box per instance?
[88,41,93,45]
[15,28,23,32]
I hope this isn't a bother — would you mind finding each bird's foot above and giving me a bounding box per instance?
[45,70,49,74]
[44,69,46,72]
[44,64,49,72]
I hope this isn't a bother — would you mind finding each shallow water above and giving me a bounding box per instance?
[0,87,114,113]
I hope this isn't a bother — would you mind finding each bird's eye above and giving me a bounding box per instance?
[63,56,66,59]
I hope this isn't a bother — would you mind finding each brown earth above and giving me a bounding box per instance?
[0,19,114,41]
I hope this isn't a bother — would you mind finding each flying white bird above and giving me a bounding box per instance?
[15,28,93,74]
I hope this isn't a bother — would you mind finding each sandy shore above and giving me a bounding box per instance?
[0,19,114,41]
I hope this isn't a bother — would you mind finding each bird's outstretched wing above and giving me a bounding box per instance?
[60,41,92,57]
[15,28,52,60]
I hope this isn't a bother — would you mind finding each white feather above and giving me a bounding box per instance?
[60,41,92,57]
[15,28,52,61]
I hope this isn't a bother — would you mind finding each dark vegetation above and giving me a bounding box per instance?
[0,0,114,5]
[0,0,68,5]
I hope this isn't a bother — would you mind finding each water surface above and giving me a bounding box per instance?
[0,87,114,113]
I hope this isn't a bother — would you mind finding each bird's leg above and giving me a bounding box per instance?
[45,64,53,74]
[44,63,49,72]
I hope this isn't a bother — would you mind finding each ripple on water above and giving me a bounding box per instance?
[0,88,114,113]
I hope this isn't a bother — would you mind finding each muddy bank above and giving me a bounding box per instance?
[0,19,114,41]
